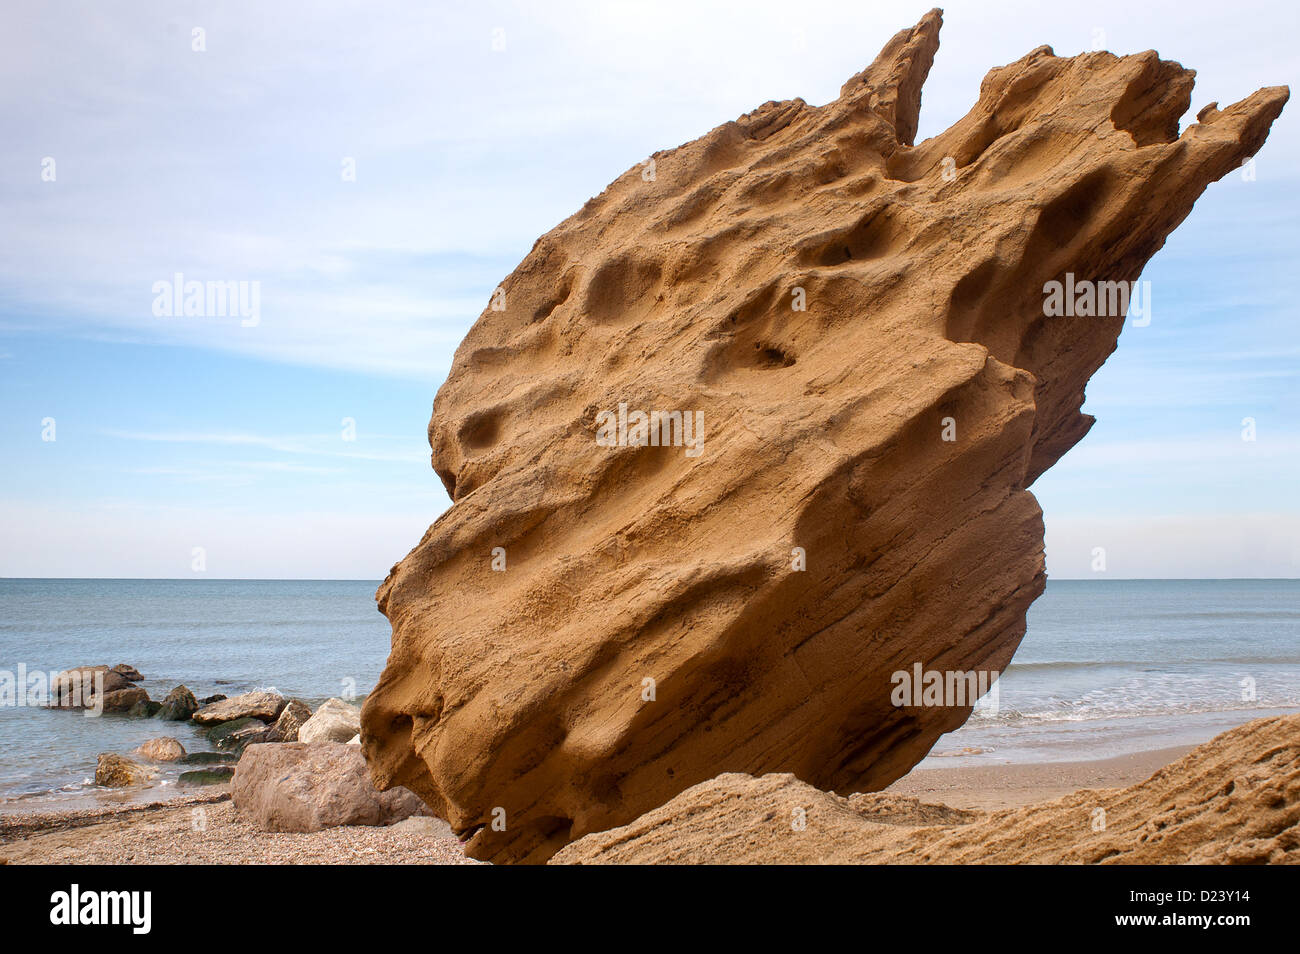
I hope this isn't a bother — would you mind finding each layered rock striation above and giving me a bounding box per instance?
[361,10,1287,862]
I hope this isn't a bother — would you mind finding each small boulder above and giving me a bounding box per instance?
[298,698,361,744]
[271,699,312,742]
[199,694,227,705]
[95,753,155,788]
[133,738,186,762]
[191,691,287,726]
[179,768,235,786]
[158,685,198,721]
[92,687,149,713]
[127,699,162,718]
[231,742,426,832]
[207,717,279,752]
[110,664,144,682]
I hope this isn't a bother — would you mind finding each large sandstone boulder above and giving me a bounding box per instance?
[360,10,1288,863]
[298,698,360,744]
[231,743,425,832]
[191,691,287,726]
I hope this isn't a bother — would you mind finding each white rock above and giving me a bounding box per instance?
[298,697,362,744]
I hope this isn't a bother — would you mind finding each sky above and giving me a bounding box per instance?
[0,0,1296,579]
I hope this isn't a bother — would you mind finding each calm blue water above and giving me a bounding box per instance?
[0,578,1296,803]
[929,578,1300,763]
[0,579,391,804]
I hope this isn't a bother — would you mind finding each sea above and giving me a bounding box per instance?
[0,578,1296,807]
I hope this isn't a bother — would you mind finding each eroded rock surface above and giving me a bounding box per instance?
[361,9,1287,863]
[552,714,1300,864]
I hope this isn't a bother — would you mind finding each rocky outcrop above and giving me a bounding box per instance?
[298,698,360,745]
[191,691,286,726]
[133,738,187,762]
[360,9,1288,863]
[271,699,313,742]
[553,714,1300,864]
[94,753,156,788]
[52,666,129,708]
[109,664,143,682]
[231,743,426,832]
[93,687,149,713]
[158,685,198,721]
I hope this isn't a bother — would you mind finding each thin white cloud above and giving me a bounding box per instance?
[1,0,1294,379]
[99,428,428,463]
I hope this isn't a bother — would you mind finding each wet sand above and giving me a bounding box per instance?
[886,744,1197,810]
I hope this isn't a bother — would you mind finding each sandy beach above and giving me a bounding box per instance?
[886,745,1196,810]
[0,740,1207,864]
[0,788,477,865]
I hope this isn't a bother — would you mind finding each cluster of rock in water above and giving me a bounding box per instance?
[54,664,368,792]
[56,663,428,833]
